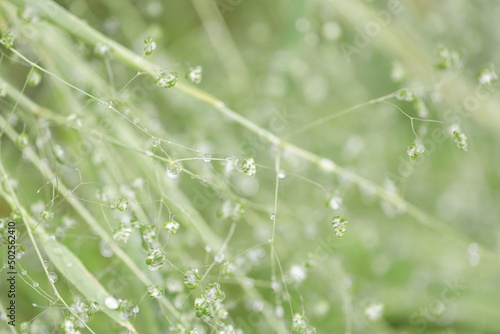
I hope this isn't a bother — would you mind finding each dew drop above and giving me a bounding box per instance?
[115,198,128,211]
[186,65,202,84]
[184,268,201,289]
[0,31,14,49]
[270,213,276,221]
[328,196,343,210]
[105,296,119,310]
[155,72,178,88]
[164,221,180,234]
[275,305,285,318]
[145,249,167,271]
[407,142,425,160]
[143,36,157,56]
[49,272,58,283]
[332,216,348,238]
[94,42,111,58]
[289,265,307,283]
[319,158,335,171]
[235,157,257,177]
[27,68,42,87]
[436,46,461,70]
[40,210,54,221]
[478,67,498,86]
[250,300,264,312]
[203,153,212,162]
[396,88,415,102]
[99,240,114,258]
[33,282,39,288]
[113,224,133,243]
[166,161,182,179]
[16,133,29,150]
[364,302,384,321]
[390,61,406,82]
[450,125,468,152]
[147,284,165,298]
[278,170,286,179]
[151,137,161,147]
[85,300,100,315]
[214,252,225,263]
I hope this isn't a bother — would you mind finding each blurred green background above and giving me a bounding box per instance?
[1,0,500,333]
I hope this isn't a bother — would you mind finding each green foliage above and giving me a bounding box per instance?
[1,0,499,333]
